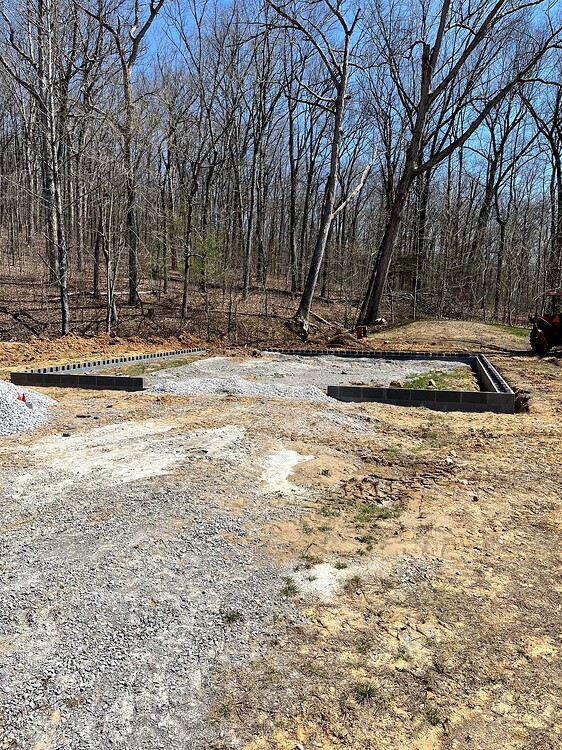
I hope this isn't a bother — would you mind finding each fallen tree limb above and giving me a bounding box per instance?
[310,310,345,328]
[0,306,43,336]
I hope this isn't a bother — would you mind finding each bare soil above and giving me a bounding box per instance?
[1,321,561,750]
[367,319,531,353]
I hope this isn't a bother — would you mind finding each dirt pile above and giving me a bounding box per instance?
[0,332,207,373]
[325,331,365,349]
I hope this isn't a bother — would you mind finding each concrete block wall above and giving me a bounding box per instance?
[264,348,515,414]
[10,345,516,412]
[10,347,207,392]
[11,371,145,391]
[263,348,474,363]
[327,384,515,413]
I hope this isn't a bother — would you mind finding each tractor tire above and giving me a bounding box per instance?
[530,328,550,355]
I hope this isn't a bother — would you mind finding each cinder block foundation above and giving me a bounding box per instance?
[10,345,516,413]
[263,348,515,414]
[10,348,208,392]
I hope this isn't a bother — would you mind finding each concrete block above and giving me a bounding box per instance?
[77,375,98,388]
[361,387,385,398]
[385,388,412,401]
[328,386,359,400]
[10,372,28,386]
[460,391,488,404]
[411,389,437,402]
[435,390,462,403]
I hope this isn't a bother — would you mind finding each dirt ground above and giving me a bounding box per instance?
[0,272,363,347]
[1,321,561,749]
[366,319,530,353]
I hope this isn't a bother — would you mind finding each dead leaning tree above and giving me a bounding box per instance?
[357,0,562,326]
[266,0,371,340]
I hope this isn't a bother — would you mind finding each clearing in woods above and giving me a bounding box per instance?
[0,321,561,750]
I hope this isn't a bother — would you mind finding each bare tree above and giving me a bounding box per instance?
[358,0,562,325]
[523,80,562,289]
[267,0,363,338]
[0,0,86,334]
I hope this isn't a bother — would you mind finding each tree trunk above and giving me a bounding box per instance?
[357,163,416,325]
[288,93,299,293]
[294,75,348,337]
[123,94,139,306]
[358,43,432,325]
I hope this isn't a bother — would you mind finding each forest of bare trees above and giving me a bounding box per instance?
[1,0,562,339]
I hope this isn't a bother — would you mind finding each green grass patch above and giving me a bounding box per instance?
[352,680,377,704]
[397,366,477,391]
[380,446,404,461]
[319,505,341,518]
[355,503,401,524]
[488,323,529,339]
[221,609,244,624]
[355,634,375,655]
[296,553,324,570]
[280,576,298,597]
[357,533,376,547]
[426,706,443,726]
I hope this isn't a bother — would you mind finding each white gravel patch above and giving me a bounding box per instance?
[0,379,55,437]
[261,450,313,495]
[146,354,469,402]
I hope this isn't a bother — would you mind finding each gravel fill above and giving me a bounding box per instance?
[146,353,469,401]
[0,379,55,437]
[147,374,333,401]
[0,421,301,748]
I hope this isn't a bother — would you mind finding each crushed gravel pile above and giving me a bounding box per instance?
[0,379,55,437]
[146,354,470,401]
[147,375,333,401]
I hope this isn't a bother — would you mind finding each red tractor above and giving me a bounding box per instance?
[529,291,562,354]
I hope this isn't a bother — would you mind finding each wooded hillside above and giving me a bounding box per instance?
[1,0,561,339]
